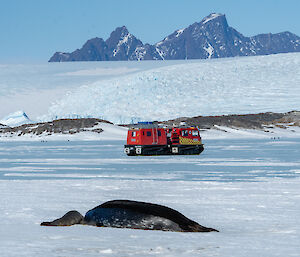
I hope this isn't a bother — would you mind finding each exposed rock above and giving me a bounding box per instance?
[163,111,300,130]
[1,112,299,138]
[49,13,300,62]
[0,118,112,137]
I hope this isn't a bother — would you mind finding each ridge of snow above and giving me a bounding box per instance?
[0,111,32,127]
[203,42,214,58]
[155,41,164,47]
[155,47,165,60]
[113,33,133,57]
[202,13,223,24]
[155,36,169,47]
[176,28,185,37]
[58,52,69,56]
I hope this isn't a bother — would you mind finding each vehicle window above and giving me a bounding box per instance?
[132,131,136,137]
[192,130,199,136]
[158,130,161,136]
[181,130,188,137]
[147,131,151,136]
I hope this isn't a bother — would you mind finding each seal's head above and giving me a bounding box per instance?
[41,210,84,226]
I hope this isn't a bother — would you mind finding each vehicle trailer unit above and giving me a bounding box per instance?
[124,122,204,156]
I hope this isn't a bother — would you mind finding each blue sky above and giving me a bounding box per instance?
[0,0,299,63]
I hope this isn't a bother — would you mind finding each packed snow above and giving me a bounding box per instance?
[1,53,300,124]
[1,138,300,256]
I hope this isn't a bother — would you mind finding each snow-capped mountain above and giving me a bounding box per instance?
[50,26,162,62]
[106,26,143,60]
[49,13,300,62]
[0,111,32,127]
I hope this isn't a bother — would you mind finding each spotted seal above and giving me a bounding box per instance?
[41,199,218,232]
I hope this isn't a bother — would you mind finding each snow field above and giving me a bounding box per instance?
[0,52,300,257]
[0,138,300,256]
[1,176,300,256]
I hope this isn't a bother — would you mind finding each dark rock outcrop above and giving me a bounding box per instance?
[0,118,112,136]
[1,112,299,138]
[0,123,8,129]
[163,111,300,130]
[49,13,300,62]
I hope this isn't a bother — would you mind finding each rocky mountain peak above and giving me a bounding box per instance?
[105,26,144,60]
[106,26,130,47]
[49,13,300,62]
[200,13,225,25]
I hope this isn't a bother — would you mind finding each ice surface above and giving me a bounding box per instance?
[60,67,139,76]
[0,110,32,127]
[1,51,300,256]
[41,53,300,124]
[1,53,300,124]
[0,138,300,256]
[0,61,175,120]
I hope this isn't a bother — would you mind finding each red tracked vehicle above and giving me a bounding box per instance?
[124,122,204,156]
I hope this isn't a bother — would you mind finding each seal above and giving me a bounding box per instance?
[41,200,218,232]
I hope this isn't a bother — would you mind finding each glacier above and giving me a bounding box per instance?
[0,61,176,121]
[0,110,32,127]
[0,53,300,125]
[41,53,300,124]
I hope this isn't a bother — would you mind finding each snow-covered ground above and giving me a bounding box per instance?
[1,53,300,124]
[1,53,300,256]
[1,138,300,256]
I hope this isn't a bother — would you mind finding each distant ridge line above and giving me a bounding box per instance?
[49,13,300,62]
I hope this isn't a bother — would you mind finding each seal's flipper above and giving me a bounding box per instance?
[41,210,84,226]
[188,223,219,232]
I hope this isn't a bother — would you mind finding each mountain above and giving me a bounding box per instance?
[49,13,300,62]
